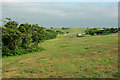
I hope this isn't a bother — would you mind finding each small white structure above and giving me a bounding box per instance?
[77,33,81,37]
[64,34,66,37]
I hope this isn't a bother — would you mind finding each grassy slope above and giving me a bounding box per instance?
[2,28,118,78]
[53,28,86,36]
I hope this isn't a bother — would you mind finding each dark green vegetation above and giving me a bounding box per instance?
[62,27,70,30]
[85,28,119,35]
[2,18,58,56]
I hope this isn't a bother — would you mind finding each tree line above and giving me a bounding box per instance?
[85,28,119,36]
[2,18,59,56]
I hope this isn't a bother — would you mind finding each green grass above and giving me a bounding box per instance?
[53,28,86,36]
[2,28,118,78]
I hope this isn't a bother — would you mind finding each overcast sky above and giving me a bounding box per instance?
[1,2,118,28]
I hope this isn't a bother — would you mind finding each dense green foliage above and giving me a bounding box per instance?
[85,28,119,36]
[44,29,58,40]
[2,18,57,56]
[56,30,64,34]
[62,27,70,29]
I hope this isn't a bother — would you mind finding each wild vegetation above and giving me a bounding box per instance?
[85,28,119,35]
[2,32,118,78]
[2,18,58,56]
[1,18,119,78]
[62,27,70,30]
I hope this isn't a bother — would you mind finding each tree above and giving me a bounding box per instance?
[31,24,46,47]
[2,20,22,55]
[2,18,58,56]
[18,23,32,49]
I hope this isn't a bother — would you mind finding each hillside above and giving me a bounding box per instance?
[2,28,118,78]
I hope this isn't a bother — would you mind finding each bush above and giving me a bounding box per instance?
[62,27,70,29]
[86,28,118,36]
[66,32,69,34]
[2,18,56,57]
[56,30,64,34]
[2,46,13,56]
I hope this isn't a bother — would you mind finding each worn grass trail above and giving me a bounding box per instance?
[2,33,118,78]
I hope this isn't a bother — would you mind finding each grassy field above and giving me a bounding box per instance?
[53,28,86,36]
[2,28,118,78]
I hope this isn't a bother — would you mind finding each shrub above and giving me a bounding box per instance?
[2,18,56,57]
[86,28,118,36]
[56,30,64,34]
[62,27,70,29]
